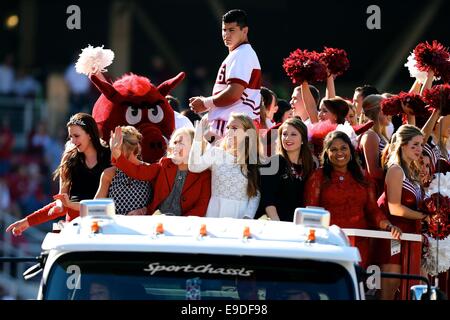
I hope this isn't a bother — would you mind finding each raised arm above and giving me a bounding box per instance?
[188,117,217,173]
[420,70,435,96]
[325,74,336,99]
[405,71,435,125]
[408,79,422,94]
[301,82,319,123]
[421,109,441,143]
[110,126,159,181]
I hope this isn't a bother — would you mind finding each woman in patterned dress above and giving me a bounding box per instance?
[95,126,151,215]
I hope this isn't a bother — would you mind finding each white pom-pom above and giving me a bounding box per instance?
[428,172,450,197]
[404,52,428,84]
[336,122,358,148]
[75,45,115,76]
[423,235,450,276]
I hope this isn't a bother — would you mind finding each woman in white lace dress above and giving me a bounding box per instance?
[189,113,260,219]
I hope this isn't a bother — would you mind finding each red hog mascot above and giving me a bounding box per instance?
[91,73,186,163]
[77,45,183,163]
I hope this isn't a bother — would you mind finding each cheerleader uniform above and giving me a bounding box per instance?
[376,165,422,265]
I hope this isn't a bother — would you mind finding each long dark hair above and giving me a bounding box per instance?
[53,113,107,190]
[277,117,314,179]
[321,131,366,185]
[260,87,276,129]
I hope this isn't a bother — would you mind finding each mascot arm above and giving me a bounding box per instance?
[113,154,160,181]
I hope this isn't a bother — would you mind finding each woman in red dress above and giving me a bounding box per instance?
[304,131,401,269]
[377,124,429,299]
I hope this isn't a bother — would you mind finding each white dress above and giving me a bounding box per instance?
[188,141,260,219]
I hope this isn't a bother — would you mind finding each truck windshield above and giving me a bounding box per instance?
[43,252,355,300]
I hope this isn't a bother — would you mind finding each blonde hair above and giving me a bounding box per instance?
[224,113,260,198]
[382,124,422,182]
[121,126,143,158]
[361,94,389,142]
[166,127,195,158]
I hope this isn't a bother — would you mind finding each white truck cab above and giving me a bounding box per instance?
[36,200,366,300]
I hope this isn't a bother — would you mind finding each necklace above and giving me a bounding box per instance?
[289,163,303,180]
[335,171,347,182]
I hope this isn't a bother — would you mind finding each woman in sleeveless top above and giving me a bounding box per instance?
[377,124,429,300]
[358,94,389,197]
[95,126,151,215]
[7,113,111,236]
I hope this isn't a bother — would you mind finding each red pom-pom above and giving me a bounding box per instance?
[422,193,450,240]
[423,84,450,116]
[381,92,431,117]
[398,92,429,116]
[414,40,450,78]
[320,47,350,77]
[381,95,403,116]
[439,60,450,83]
[307,120,338,156]
[283,49,328,84]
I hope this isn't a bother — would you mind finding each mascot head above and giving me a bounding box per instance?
[75,45,184,163]
[90,72,184,163]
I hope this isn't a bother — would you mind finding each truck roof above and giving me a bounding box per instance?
[41,215,361,264]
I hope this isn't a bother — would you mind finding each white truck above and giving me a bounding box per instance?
[28,200,436,300]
